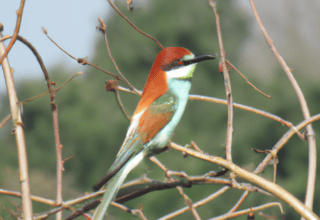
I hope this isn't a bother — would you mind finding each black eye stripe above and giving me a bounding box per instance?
[161,59,186,71]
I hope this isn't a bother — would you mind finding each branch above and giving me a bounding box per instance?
[0,31,33,219]
[254,114,320,174]
[209,202,283,220]
[118,85,304,138]
[170,140,319,220]
[249,0,316,212]
[42,28,124,83]
[0,0,25,64]
[226,60,271,98]
[107,0,163,49]
[98,18,140,94]
[159,186,229,220]
[0,114,12,129]
[209,0,233,162]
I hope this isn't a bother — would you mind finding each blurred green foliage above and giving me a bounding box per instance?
[1,1,319,219]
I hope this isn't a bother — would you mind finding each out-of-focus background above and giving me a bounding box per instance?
[1,1,319,219]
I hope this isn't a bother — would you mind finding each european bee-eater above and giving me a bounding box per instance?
[92,47,215,219]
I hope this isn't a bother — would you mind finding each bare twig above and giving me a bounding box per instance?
[55,71,83,93]
[20,91,50,105]
[249,0,316,213]
[226,60,271,98]
[159,186,229,220]
[170,139,319,220]
[1,32,33,219]
[0,189,56,206]
[209,0,233,162]
[150,157,201,220]
[255,114,320,175]
[98,18,140,94]
[107,0,163,49]
[210,202,283,220]
[227,190,250,214]
[42,28,123,82]
[0,0,25,65]
[0,114,12,129]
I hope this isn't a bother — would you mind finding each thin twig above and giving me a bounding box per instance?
[150,157,201,220]
[107,0,163,49]
[0,32,33,219]
[19,91,50,105]
[55,71,83,93]
[159,186,229,220]
[0,189,56,206]
[34,28,63,220]
[41,28,124,84]
[249,0,316,213]
[254,114,320,175]
[98,18,140,94]
[226,60,271,98]
[209,0,233,162]
[209,202,283,220]
[0,114,12,129]
[0,0,25,65]
[227,190,250,214]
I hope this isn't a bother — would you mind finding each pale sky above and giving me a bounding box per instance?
[1,0,320,95]
[0,0,109,93]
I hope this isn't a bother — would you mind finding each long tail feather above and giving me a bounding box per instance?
[92,152,144,220]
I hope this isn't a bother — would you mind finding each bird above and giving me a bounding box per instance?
[92,47,215,219]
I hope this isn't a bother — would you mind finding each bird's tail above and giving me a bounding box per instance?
[92,151,144,220]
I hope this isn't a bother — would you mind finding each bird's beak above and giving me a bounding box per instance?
[183,54,216,65]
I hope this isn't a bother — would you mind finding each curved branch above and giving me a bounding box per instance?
[249,0,316,212]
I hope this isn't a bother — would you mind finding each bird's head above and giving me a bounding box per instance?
[157,47,215,79]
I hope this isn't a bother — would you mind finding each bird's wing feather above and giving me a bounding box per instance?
[93,92,177,191]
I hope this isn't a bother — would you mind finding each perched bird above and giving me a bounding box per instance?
[92,47,215,219]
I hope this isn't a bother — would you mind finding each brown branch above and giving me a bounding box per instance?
[249,0,316,212]
[209,0,233,162]
[254,114,320,174]
[0,0,25,65]
[0,114,12,129]
[0,32,33,219]
[170,140,319,220]
[159,186,230,220]
[107,0,163,49]
[188,94,305,139]
[226,60,271,98]
[55,72,83,93]
[210,202,283,220]
[42,28,124,83]
[52,103,63,220]
[227,190,250,214]
[0,189,56,206]
[28,28,64,220]
[98,18,140,94]
[0,34,53,95]
[20,91,50,105]
[149,157,200,220]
